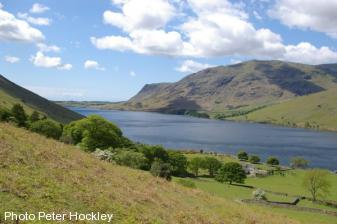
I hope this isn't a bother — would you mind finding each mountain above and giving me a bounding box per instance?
[108,60,337,114]
[231,87,337,131]
[0,122,298,224]
[0,74,83,123]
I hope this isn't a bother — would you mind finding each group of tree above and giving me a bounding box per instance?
[237,151,261,164]
[188,156,222,177]
[0,104,62,140]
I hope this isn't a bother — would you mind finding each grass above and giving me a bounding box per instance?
[173,176,337,224]
[232,88,337,131]
[0,123,299,224]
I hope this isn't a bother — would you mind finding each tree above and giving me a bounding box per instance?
[237,151,248,161]
[267,157,280,166]
[215,162,246,185]
[150,160,172,180]
[11,104,27,127]
[249,155,261,164]
[29,111,40,123]
[201,157,222,177]
[302,169,331,201]
[290,157,309,169]
[168,151,188,177]
[29,119,63,140]
[114,150,148,169]
[188,157,204,177]
[61,115,125,151]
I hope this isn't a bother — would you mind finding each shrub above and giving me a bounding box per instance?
[29,111,40,123]
[215,162,246,184]
[252,189,267,201]
[138,145,169,169]
[62,115,126,151]
[249,155,261,164]
[168,151,188,177]
[290,157,309,169]
[0,108,12,122]
[11,104,27,127]
[267,157,280,166]
[201,157,222,177]
[237,151,248,161]
[92,149,115,162]
[176,179,196,189]
[30,119,62,140]
[114,150,148,169]
[150,160,171,180]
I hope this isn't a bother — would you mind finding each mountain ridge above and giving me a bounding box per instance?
[0,74,84,123]
[102,60,337,113]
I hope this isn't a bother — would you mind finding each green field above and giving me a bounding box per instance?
[174,152,337,224]
[231,88,337,131]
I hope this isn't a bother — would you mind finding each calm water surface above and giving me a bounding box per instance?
[72,108,337,170]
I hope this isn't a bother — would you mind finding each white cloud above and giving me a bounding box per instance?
[129,70,136,77]
[30,51,72,70]
[253,10,262,20]
[26,86,86,99]
[84,60,105,71]
[30,3,49,14]
[176,60,213,73]
[104,0,176,32]
[269,0,337,38]
[283,42,337,65]
[0,7,44,42]
[4,55,20,63]
[91,0,337,64]
[37,43,60,52]
[17,12,51,26]
[0,3,3,9]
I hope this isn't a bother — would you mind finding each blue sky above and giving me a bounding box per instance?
[0,0,337,101]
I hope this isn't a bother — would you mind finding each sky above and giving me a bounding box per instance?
[0,0,337,101]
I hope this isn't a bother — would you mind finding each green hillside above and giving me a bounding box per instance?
[232,88,337,131]
[0,75,83,123]
[0,122,299,224]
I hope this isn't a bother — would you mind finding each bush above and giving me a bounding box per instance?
[290,157,309,169]
[150,160,171,180]
[252,189,267,201]
[168,151,188,177]
[267,157,280,166]
[114,150,148,169]
[29,111,40,123]
[237,151,248,161]
[92,149,115,162]
[30,119,62,140]
[249,155,261,164]
[139,145,169,169]
[0,108,12,122]
[201,157,222,177]
[215,162,246,185]
[11,104,27,127]
[176,179,196,188]
[62,115,126,151]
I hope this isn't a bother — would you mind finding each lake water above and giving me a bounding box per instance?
[72,108,337,170]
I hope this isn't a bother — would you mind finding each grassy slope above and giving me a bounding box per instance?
[231,88,337,131]
[0,123,298,224]
[0,75,83,123]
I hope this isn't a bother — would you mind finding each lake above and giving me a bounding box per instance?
[72,108,337,170]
